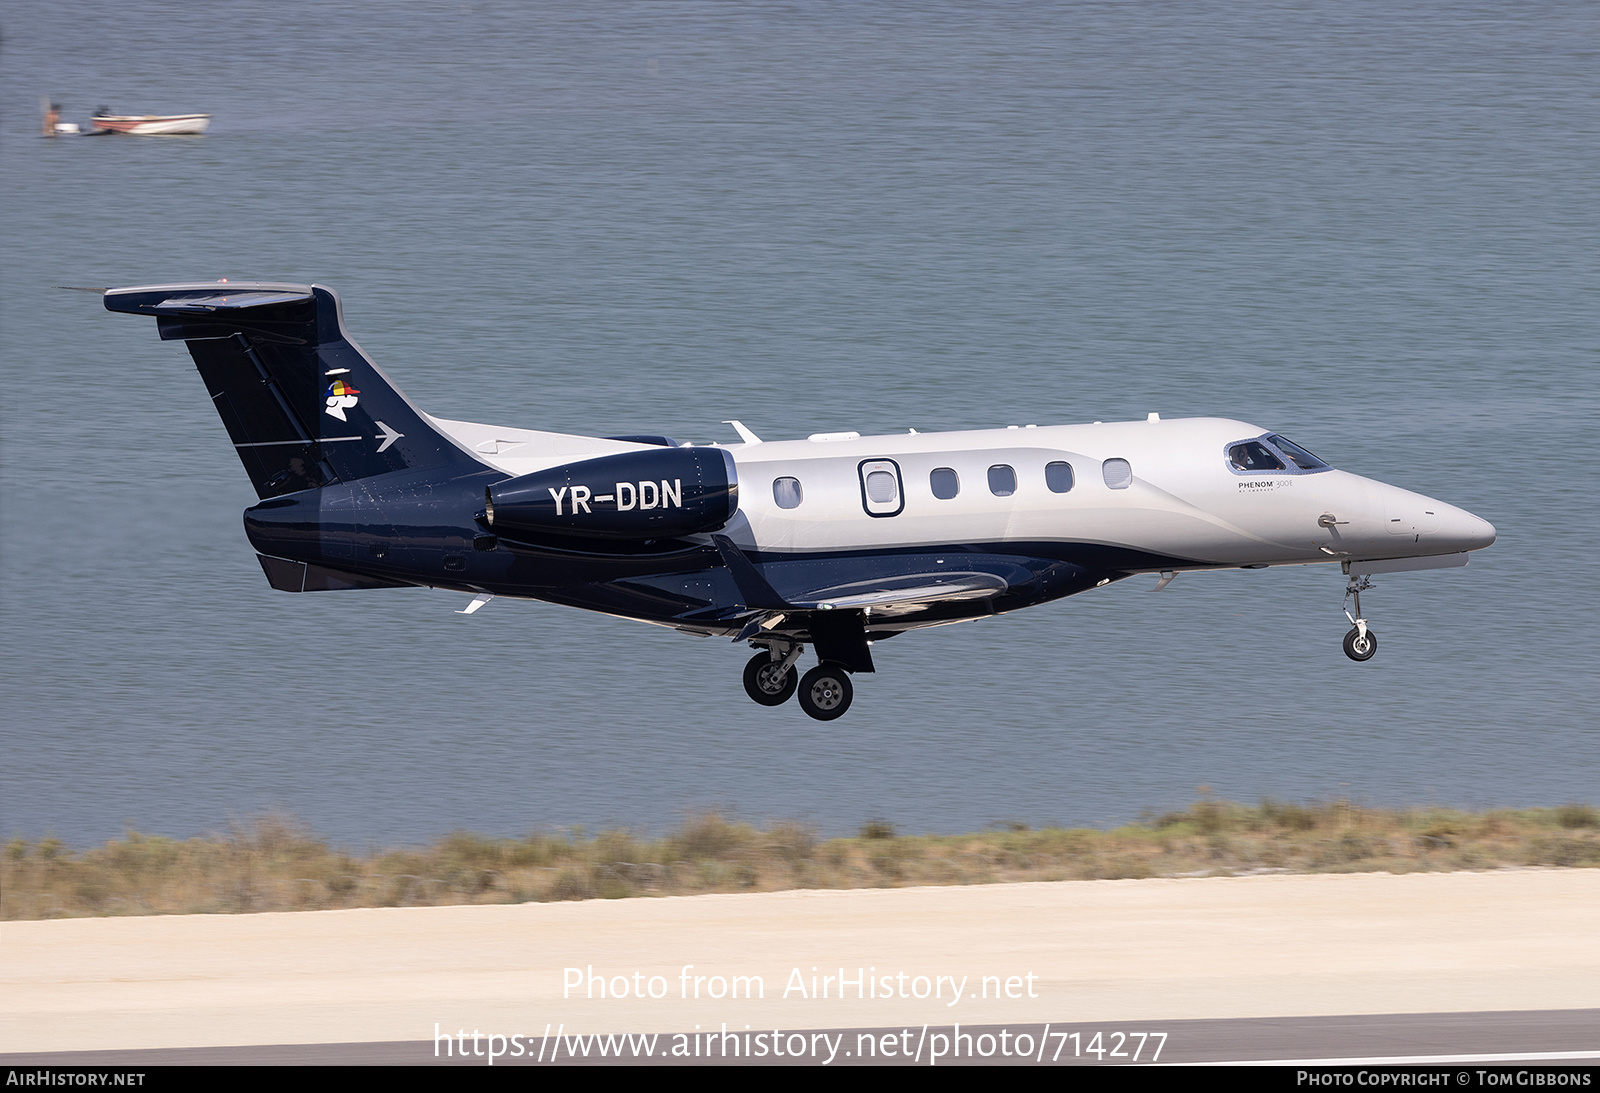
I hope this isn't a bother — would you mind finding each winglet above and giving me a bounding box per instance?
[711,535,790,610]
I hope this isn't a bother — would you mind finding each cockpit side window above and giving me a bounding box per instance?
[1228,442,1285,473]
[1264,434,1330,471]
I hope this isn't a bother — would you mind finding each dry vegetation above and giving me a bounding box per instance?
[4,800,1598,921]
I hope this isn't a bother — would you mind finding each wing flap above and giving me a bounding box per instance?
[794,572,1008,611]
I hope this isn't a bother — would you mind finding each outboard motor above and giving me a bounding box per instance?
[483,447,738,543]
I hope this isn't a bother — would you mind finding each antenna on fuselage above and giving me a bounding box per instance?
[722,420,763,445]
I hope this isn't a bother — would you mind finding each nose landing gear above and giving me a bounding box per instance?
[1342,574,1378,662]
[1343,624,1377,661]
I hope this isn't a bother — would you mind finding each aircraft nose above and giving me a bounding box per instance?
[1440,505,1496,553]
[1465,512,1496,551]
[1379,483,1495,552]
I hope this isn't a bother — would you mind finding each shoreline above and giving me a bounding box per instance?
[5,799,1598,921]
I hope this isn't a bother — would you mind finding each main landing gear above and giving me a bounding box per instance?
[1342,574,1378,662]
[743,648,799,706]
[797,663,853,721]
[741,642,855,720]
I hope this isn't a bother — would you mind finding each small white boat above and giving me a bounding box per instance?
[90,113,210,136]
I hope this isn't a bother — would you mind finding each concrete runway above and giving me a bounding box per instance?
[4,1011,1600,1065]
[4,870,1598,1064]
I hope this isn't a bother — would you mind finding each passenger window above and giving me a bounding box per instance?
[930,467,959,499]
[1102,458,1132,489]
[1228,442,1286,473]
[1045,461,1074,493]
[988,464,1017,497]
[773,477,803,509]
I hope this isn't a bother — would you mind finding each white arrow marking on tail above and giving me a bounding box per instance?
[374,421,403,453]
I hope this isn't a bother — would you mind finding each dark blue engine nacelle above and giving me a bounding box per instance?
[484,446,739,542]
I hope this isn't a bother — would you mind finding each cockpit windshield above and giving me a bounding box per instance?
[1264,434,1330,471]
[1226,434,1333,474]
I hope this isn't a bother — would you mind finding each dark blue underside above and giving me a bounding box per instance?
[244,472,1202,638]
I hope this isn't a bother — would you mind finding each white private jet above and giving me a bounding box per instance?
[104,282,1496,720]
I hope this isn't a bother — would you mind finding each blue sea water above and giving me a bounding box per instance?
[2,0,1596,846]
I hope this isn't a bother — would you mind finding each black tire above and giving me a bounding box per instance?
[743,652,797,706]
[1343,626,1377,662]
[797,663,854,721]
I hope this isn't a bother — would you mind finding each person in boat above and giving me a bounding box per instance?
[42,102,60,136]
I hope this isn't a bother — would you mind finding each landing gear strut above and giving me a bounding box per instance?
[1342,574,1378,662]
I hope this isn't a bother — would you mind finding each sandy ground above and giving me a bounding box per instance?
[3,870,1597,1053]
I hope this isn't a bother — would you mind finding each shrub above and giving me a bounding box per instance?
[1555,804,1599,830]
[859,819,895,840]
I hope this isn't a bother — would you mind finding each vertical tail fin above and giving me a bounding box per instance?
[104,282,482,497]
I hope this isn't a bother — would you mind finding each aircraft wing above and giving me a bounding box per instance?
[789,572,1008,612]
[706,567,1009,651]
[706,535,1006,630]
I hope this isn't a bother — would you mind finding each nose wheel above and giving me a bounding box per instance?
[1343,626,1377,661]
[1342,575,1378,662]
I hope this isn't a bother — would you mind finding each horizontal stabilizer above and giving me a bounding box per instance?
[257,554,410,593]
[145,290,315,313]
[105,282,482,497]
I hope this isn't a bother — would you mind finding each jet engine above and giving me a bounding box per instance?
[482,447,738,542]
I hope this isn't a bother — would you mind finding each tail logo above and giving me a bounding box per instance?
[325,378,361,421]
